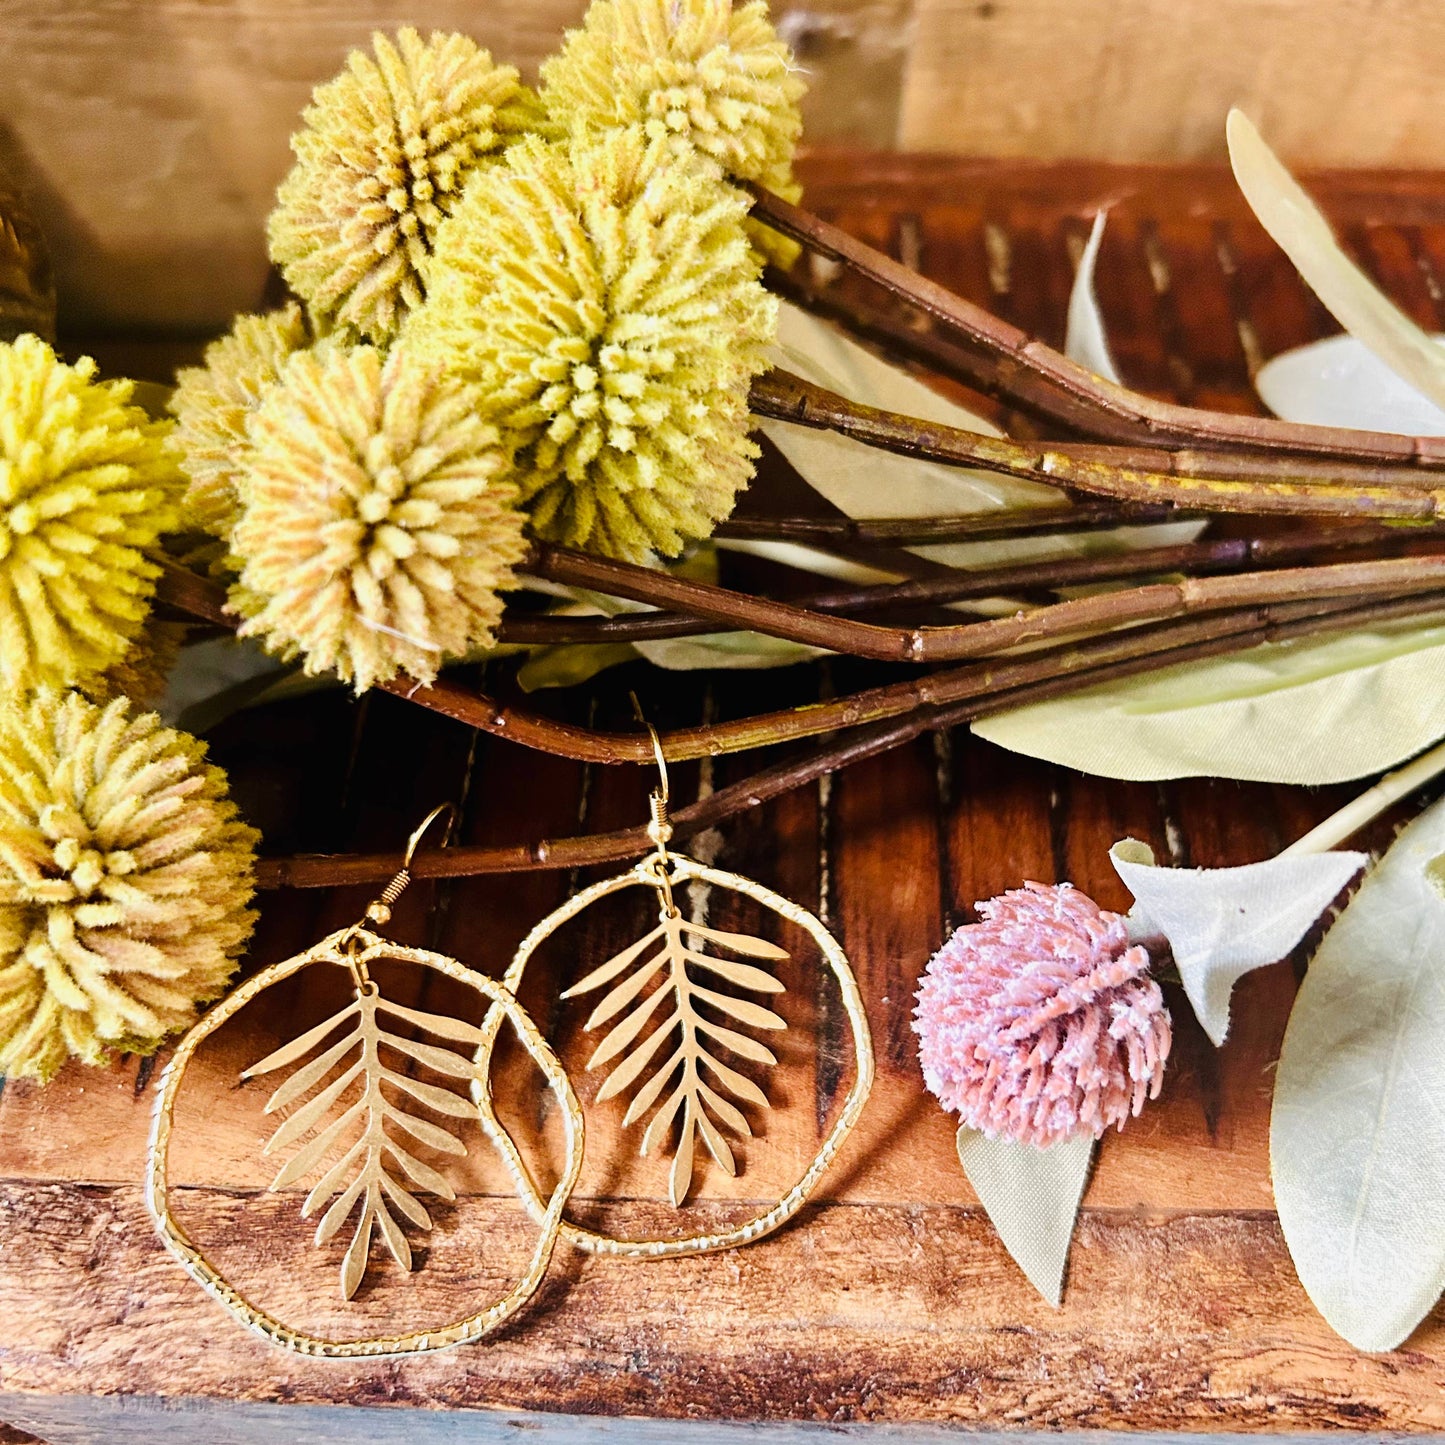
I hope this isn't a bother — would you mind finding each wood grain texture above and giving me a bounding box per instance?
[899,0,1445,166]
[4,161,1445,1435]
[0,0,908,330]
[10,0,1445,329]
[1,1183,1442,1430]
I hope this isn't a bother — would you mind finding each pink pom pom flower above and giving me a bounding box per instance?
[913,881,1171,1147]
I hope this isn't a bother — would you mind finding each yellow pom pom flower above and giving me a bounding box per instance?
[0,335,183,693]
[0,689,259,1083]
[269,28,541,342]
[170,303,311,543]
[541,0,805,198]
[232,343,527,692]
[409,129,776,561]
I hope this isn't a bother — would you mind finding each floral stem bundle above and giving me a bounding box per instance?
[6,0,1445,1104]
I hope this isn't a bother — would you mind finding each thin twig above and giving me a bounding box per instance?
[155,559,1445,764]
[749,184,1445,468]
[750,369,1445,520]
[254,588,1445,887]
[714,501,1173,545]
[500,526,1440,647]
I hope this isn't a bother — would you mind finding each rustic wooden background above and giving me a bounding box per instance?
[0,155,1443,1442]
[5,0,1445,330]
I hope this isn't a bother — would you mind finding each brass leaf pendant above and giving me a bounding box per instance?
[562,899,789,1206]
[244,981,489,1300]
[147,804,587,1358]
[479,736,875,1260]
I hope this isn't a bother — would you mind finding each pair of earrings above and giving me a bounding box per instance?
[146,733,874,1357]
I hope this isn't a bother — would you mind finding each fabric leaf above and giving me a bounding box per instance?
[1228,108,1445,415]
[1271,795,1445,1350]
[1256,333,1445,435]
[974,612,1445,784]
[1110,840,1366,1046]
[1065,212,1122,383]
[955,1128,1096,1307]
[159,636,296,733]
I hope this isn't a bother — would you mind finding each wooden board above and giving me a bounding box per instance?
[8,1,1445,331]
[0,0,907,331]
[2,159,1445,1441]
[900,0,1445,167]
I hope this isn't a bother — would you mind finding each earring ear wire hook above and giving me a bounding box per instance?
[628,691,670,808]
[405,802,458,868]
[349,804,461,988]
[645,721,670,812]
[629,695,676,913]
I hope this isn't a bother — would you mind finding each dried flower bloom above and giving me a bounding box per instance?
[0,334,183,693]
[410,128,775,560]
[232,343,526,692]
[170,304,312,543]
[269,28,541,342]
[913,882,1171,1147]
[541,0,805,266]
[541,0,804,197]
[0,689,258,1082]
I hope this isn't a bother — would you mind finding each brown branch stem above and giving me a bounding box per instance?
[501,525,1440,647]
[750,369,1445,520]
[157,555,1445,766]
[254,587,1445,888]
[714,501,1175,546]
[749,184,1445,468]
[400,587,1439,763]
[524,543,1445,664]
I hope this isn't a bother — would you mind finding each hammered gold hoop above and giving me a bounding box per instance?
[147,927,585,1357]
[474,853,874,1259]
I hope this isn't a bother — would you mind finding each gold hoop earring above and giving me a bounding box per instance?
[474,727,875,1259]
[146,805,584,1357]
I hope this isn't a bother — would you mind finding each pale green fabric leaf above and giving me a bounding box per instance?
[1228,108,1445,413]
[1256,333,1445,435]
[517,643,641,692]
[634,633,824,671]
[1271,794,1445,1351]
[1065,212,1122,384]
[1110,839,1366,1046]
[955,1127,1096,1307]
[974,613,1445,784]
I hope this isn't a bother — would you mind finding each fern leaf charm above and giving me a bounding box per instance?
[243,986,486,1300]
[563,896,788,1206]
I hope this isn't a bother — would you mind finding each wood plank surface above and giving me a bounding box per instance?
[0,0,906,330]
[900,0,1445,167]
[2,160,1445,1440]
[9,1,1445,331]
